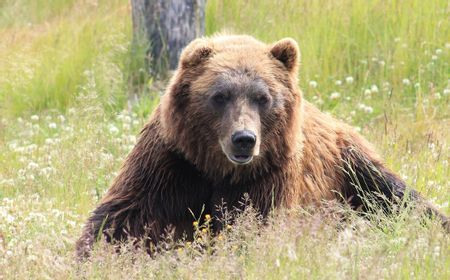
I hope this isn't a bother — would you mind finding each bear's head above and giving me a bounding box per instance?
[161,35,303,182]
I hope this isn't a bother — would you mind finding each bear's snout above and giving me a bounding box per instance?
[224,130,256,164]
[232,130,256,152]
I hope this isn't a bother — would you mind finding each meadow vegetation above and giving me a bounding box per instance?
[0,0,449,279]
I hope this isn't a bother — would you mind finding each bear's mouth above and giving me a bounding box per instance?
[219,140,256,165]
[228,154,253,165]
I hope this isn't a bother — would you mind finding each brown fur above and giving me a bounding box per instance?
[76,35,448,259]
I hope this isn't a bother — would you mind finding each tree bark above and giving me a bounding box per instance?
[131,0,206,77]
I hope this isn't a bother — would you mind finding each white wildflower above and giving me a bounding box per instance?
[402,78,411,86]
[345,76,354,84]
[109,125,119,135]
[370,85,379,93]
[275,258,280,267]
[335,80,342,86]
[8,142,17,150]
[435,49,442,55]
[443,89,450,96]
[313,96,324,105]
[0,179,15,186]
[309,80,318,88]
[431,55,438,60]
[30,115,39,121]
[39,167,55,177]
[433,246,440,257]
[17,169,26,179]
[64,126,74,133]
[330,92,341,100]
[48,122,57,129]
[357,103,373,114]
[27,161,39,170]
[364,106,373,114]
[5,215,15,224]
[27,255,38,262]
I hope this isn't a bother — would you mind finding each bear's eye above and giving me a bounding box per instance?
[212,93,228,105]
[256,94,270,106]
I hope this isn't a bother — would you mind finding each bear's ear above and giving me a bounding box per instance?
[270,38,300,73]
[179,38,214,69]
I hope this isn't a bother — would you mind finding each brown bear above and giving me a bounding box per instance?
[76,34,448,259]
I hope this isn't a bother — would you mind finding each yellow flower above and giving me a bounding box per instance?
[202,228,208,234]
[193,221,199,227]
[205,214,211,220]
[226,224,232,230]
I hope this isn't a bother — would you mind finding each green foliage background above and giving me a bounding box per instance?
[0,1,449,279]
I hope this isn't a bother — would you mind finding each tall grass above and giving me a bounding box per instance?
[0,0,78,27]
[0,0,133,116]
[207,0,449,117]
[0,0,449,278]
[207,0,449,87]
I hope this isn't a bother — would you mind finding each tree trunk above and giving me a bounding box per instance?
[131,0,206,77]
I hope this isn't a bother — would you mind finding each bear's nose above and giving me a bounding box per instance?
[231,130,256,152]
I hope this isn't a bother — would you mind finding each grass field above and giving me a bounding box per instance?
[0,0,449,279]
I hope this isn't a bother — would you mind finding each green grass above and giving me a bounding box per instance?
[0,0,449,279]
[207,0,450,125]
[0,0,78,27]
[0,0,135,116]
